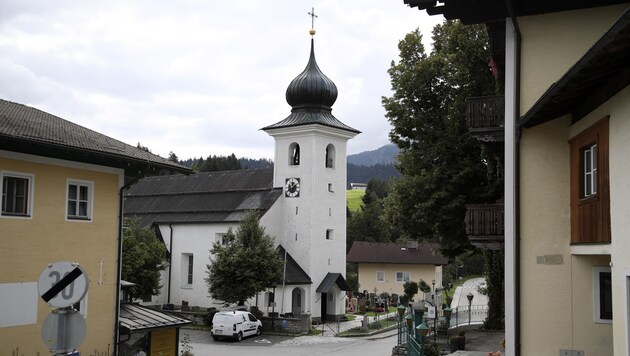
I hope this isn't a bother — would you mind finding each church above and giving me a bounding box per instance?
[124,28,360,322]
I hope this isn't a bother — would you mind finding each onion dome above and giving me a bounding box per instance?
[262,37,360,134]
[285,38,338,110]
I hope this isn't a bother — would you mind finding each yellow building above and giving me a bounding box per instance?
[346,241,448,302]
[407,1,629,355]
[0,99,190,355]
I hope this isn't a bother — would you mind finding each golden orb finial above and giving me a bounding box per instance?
[308,7,317,37]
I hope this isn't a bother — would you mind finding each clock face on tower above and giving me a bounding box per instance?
[285,177,300,197]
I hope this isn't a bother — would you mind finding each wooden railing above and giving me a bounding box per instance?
[465,204,504,249]
[466,96,504,130]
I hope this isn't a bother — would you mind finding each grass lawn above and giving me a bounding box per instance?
[346,189,365,213]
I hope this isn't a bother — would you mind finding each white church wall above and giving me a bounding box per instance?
[155,222,235,308]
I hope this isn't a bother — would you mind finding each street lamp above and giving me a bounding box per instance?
[443,305,452,341]
[431,279,437,342]
[397,304,406,345]
[417,321,430,356]
[467,292,474,325]
[406,313,414,338]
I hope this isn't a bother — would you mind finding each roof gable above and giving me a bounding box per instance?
[346,241,449,265]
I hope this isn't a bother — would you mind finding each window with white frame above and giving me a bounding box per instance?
[67,180,93,220]
[376,271,385,282]
[181,253,193,287]
[396,272,410,283]
[216,233,228,245]
[583,144,597,198]
[593,267,612,323]
[1,172,34,217]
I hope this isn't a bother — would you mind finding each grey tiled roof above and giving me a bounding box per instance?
[346,241,449,265]
[262,110,360,134]
[277,245,311,285]
[124,169,282,225]
[316,272,351,293]
[0,99,190,174]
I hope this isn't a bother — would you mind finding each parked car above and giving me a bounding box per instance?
[211,310,262,341]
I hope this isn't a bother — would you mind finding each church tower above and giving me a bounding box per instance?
[262,24,360,321]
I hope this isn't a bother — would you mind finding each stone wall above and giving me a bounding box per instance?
[261,313,311,335]
[391,345,407,356]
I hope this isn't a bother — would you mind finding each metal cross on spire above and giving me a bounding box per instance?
[308,7,318,29]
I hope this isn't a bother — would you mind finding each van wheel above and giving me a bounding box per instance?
[212,336,220,341]
[237,332,243,342]
[256,327,262,336]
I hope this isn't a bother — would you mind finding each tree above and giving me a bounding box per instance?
[382,21,505,329]
[194,153,242,172]
[402,281,419,304]
[206,212,283,305]
[382,22,501,259]
[121,218,167,301]
[168,151,179,163]
[346,178,393,251]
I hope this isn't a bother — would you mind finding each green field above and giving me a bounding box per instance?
[347,189,365,213]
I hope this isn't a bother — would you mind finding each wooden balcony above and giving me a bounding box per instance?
[466,96,504,142]
[465,204,504,250]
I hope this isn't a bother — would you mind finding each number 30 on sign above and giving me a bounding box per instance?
[38,262,89,308]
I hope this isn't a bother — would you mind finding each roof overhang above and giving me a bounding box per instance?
[0,136,191,182]
[519,9,630,128]
[403,0,630,25]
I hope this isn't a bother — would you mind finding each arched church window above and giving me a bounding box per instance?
[289,143,300,166]
[325,144,335,168]
[266,291,275,307]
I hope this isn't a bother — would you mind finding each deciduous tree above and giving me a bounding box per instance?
[206,212,283,305]
[121,218,167,301]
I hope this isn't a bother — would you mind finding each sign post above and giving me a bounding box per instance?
[38,262,89,355]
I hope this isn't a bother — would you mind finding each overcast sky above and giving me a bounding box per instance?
[0,1,443,160]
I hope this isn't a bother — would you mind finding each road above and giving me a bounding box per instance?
[183,329,396,356]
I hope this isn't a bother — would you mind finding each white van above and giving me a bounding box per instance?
[211,310,262,341]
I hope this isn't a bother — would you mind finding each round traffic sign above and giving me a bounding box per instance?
[38,262,89,308]
[41,309,86,352]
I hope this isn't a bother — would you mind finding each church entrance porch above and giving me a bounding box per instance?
[316,272,351,322]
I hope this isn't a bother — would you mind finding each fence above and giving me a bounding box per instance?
[396,305,489,354]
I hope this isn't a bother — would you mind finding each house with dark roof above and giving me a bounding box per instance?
[124,169,285,308]
[407,1,629,354]
[346,241,448,302]
[0,98,191,355]
[124,29,359,322]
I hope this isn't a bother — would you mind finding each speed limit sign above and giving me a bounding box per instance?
[38,262,89,308]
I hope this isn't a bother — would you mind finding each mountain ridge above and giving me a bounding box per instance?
[347,144,399,166]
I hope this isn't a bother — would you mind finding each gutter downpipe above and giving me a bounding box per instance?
[168,223,174,304]
[115,175,143,355]
[505,1,522,355]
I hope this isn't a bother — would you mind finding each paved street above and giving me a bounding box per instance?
[451,277,487,309]
[183,328,396,356]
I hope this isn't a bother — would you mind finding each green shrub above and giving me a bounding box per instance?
[203,307,217,327]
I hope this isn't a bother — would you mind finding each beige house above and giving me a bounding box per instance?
[0,99,190,355]
[407,1,629,355]
[346,241,448,300]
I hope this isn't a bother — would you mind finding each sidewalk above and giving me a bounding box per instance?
[450,325,504,355]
